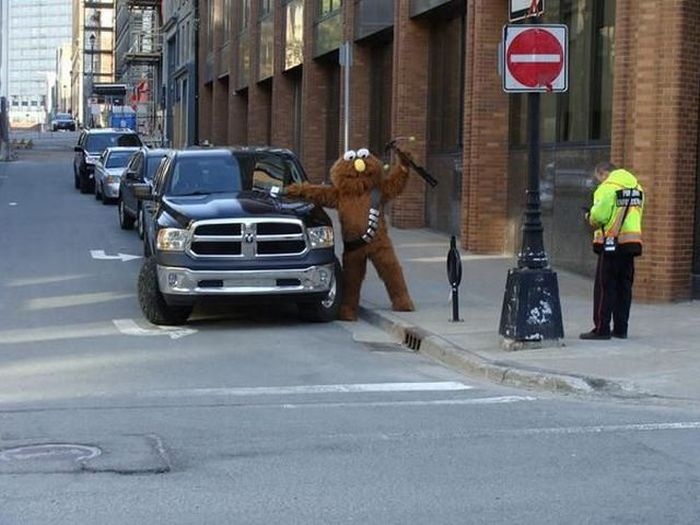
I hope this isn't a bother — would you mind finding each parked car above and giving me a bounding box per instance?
[93,146,140,204]
[50,112,76,132]
[118,147,170,235]
[134,146,341,325]
[73,127,143,194]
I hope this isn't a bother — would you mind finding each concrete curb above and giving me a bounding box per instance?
[358,305,646,399]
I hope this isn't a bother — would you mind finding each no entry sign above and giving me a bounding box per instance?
[502,24,568,93]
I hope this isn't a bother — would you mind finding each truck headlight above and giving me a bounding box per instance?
[86,156,99,165]
[156,228,189,251]
[307,226,334,249]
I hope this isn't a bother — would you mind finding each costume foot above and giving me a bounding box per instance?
[612,332,627,339]
[391,299,415,312]
[338,306,358,321]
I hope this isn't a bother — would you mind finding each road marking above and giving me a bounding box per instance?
[279,395,536,409]
[8,202,17,206]
[90,250,142,262]
[514,422,700,436]
[133,381,474,399]
[113,318,197,340]
[25,291,134,311]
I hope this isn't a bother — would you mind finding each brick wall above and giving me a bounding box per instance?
[299,5,329,184]
[611,0,700,301]
[461,0,510,253]
[391,0,429,229]
[247,1,270,145]
[270,5,295,150]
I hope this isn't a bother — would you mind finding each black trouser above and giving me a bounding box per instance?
[593,252,635,336]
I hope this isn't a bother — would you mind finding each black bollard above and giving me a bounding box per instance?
[446,236,463,322]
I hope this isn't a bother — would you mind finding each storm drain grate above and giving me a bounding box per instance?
[403,329,423,351]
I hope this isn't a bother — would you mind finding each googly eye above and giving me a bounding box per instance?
[356,148,370,159]
[343,150,357,161]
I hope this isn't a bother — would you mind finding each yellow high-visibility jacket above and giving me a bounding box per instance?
[589,168,644,255]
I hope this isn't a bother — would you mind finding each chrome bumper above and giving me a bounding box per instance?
[104,181,120,199]
[157,263,335,296]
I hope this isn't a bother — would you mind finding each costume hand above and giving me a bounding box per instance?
[284,183,303,197]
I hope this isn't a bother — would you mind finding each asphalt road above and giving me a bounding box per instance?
[0,137,699,524]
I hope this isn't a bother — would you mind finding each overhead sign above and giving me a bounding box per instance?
[502,24,568,93]
[510,0,544,22]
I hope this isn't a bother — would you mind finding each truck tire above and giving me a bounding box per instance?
[297,259,342,323]
[74,167,80,189]
[138,257,192,326]
[79,169,92,194]
[119,199,135,230]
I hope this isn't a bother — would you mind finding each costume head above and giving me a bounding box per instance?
[330,148,384,195]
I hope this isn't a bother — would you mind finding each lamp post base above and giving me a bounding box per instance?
[498,267,564,346]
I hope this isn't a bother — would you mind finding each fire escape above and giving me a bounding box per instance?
[116,0,162,143]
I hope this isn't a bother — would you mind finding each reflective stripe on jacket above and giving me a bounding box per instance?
[589,168,644,255]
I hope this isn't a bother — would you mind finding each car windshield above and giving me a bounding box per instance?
[168,154,242,196]
[85,133,141,152]
[146,155,166,181]
[105,151,135,168]
[55,113,72,120]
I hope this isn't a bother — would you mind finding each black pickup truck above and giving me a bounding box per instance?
[134,146,341,325]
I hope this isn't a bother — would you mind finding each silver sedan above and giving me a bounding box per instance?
[94,147,140,204]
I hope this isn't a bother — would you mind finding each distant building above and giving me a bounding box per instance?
[161,0,196,147]
[71,0,115,128]
[6,0,72,128]
[115,0,163,141]
[1,0,8,100]
[54,44,73,113]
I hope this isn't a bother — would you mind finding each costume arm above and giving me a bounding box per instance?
[380,160,411,201]
[285,182,339,208]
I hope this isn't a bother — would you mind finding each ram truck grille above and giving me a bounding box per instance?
[188,219,308,259]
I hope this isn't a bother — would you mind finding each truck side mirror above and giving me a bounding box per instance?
[74,146,82,152]
[133,183,153,201]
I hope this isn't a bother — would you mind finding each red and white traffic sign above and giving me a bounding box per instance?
[502,24,568,93]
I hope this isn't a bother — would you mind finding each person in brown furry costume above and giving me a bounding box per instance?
[285,147,415,321]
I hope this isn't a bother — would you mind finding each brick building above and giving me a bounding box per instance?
[198,0,700,302]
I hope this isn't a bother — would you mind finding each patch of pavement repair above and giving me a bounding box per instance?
[0,434,170,475]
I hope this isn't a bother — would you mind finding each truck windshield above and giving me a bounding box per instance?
[105,151,136,168]
[169,154,242,196]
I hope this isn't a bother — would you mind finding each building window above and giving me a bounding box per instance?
[207,0,215,50]
[239,0,251,31]
[223,0,231,40]
[318,0,342,17]
[260,0,272,16]
[427,16,464,153]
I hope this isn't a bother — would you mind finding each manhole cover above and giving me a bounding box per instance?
[0,435,169,475]
[0,444,101,463]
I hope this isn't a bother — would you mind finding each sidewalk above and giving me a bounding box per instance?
[356,227,700,403]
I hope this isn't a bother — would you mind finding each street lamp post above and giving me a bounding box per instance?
[88,33,95,128]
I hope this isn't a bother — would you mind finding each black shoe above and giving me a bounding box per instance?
[612,332,627,339]
[579,330,611,340]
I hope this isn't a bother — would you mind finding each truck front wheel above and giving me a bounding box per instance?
[297,259,342,323]
[138,257,192,325]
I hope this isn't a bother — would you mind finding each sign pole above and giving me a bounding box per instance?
[498,15,564,348]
